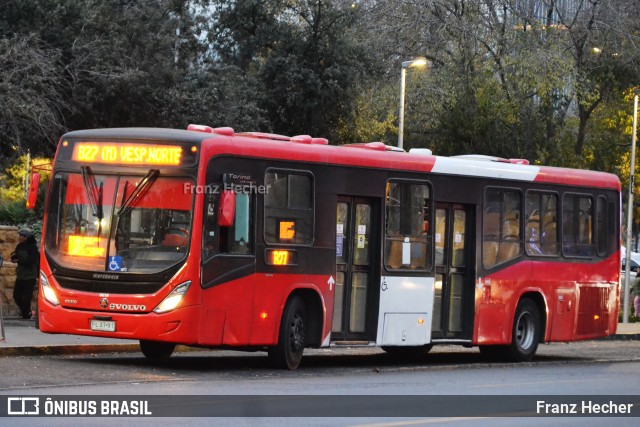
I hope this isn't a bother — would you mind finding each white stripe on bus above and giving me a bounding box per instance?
[431,157,540,181]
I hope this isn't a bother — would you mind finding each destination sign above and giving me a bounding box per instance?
[71,142,183,166]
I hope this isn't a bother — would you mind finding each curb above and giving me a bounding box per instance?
[598,334,640,341]
[0,344,198,357]
[0,344,141,357]
[0,336,638,358]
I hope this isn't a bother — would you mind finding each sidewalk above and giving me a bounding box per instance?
[1,316,639,357]
[0,316,140,356]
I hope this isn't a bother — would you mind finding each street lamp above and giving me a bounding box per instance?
[623,93,639,324]
[398,57,428,149]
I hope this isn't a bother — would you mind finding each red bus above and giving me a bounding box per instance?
[37,125,621,369]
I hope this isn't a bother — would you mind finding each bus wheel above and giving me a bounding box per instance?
[381,344,433,360]
[479,299,541,362]
[269,296,306,370]
[506,298,540,362]
[140,340,176,360]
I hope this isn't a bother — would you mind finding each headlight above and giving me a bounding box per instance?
[40,271,59,306]
[153,281,191,314]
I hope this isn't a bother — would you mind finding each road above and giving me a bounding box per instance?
[1,340,639,426]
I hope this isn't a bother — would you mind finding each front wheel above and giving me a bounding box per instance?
[140,340,176,360]
[268,296,306,370]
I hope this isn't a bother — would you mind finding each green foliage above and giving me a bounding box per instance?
[210,0,378,139]
[0,199,41,238]
[0,0,639,176]
[336,82,398,145]
[0,155,51,202]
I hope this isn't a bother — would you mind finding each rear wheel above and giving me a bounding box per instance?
[479,298,540,362]
[506,298,540,362]
[140,340,176,360]
[269,296,306,370]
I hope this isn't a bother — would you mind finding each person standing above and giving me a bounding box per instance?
[633,275,640,318]
[10,229,39,319]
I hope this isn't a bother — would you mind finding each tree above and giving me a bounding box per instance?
[348,0,640,163]
[208,0,379,140]
[0,0,213,162]
[0,33,66,161]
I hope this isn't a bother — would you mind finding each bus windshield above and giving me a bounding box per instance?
[45,171,194,273]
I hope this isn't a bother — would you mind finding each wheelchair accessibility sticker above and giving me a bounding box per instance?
[108,256,126,272]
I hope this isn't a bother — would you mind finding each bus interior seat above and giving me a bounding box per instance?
[386,239,403,269]
[497,236,521,263]
[410,238,427,269]
[162,233,187,246]
[502,212,520,238]
[483,239,499,268]
[541,215,558,254]
[482,211,501,268]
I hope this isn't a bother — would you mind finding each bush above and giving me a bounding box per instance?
[0,199,42,241]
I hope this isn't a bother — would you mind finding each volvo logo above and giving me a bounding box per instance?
[100,298,109,309]
[109,303,146,311]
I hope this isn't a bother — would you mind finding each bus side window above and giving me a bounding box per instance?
[483,188,522,268]
[562,194,594,257]
[228,194,251,254]
[203,191,254,257]
[384,181,431,271]
[264,171,314,245]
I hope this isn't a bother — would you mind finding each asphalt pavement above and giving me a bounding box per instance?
[1,315,639,357]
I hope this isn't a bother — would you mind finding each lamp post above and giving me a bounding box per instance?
[623,93,639,324]
[398,57,428,149]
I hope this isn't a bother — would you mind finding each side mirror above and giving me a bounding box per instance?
[218,190,236,227]
[26,173,40,210]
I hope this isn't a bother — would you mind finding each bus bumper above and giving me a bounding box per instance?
[38,302,202,345]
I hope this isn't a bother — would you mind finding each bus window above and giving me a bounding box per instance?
[562,194,594,257]
[525,192,558,256]
[264,171,314,245]
[45,172,194,273]
[483,188,522,268]
[202,191,254,257]
[384,181,431,271]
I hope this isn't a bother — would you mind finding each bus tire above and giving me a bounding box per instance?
[481,298,540,362]
[269,295,306,370]
[140,340,176,360]
[506,298,540,362]
[381,344,433,359]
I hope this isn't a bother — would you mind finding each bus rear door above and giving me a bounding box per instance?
[332,197,379,342]
[432,203,475,341]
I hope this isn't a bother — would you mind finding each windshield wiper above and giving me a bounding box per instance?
[118,169,160,218]
[80,166,103,219]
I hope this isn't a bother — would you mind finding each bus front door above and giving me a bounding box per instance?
[332,197,379,342]
[432,203,475,341]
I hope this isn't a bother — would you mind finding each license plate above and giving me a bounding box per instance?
[90,319,116,332]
